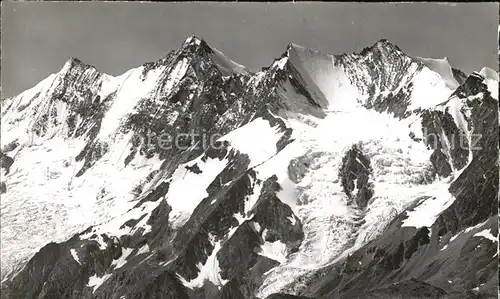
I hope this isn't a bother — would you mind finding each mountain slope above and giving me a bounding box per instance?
[1,35,255,281]
[1,37,498,299]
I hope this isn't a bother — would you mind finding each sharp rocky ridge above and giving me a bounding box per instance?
[1,35,498,299]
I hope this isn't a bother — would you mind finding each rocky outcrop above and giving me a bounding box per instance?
[434,74,499,236]
[339,40,425,118]
[339,145,374,208]
[287,152,323,184]
[1,36,497,299]
[0,152,14,194]
[295,212,497,299]
[451,68,468,85]
[1,106,303,299]
[286,73,498,299]
[420,108,469,175]
[36,58,108,140]
[266,294,315,299]
[0,152,14,174]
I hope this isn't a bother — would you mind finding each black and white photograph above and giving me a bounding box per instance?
[0,2,499,299]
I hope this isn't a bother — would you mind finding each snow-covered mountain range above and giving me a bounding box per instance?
[1,36,498,299]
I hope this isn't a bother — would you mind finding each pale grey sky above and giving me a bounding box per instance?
[1,2,498,98]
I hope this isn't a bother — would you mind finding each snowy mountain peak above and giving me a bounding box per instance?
[414,56,460,89]
[140,35,212,73]
[168,35,248,76]
[355,38,404,57]
[266,38,458,116]
[1,35,498,299]
[180,34,213,54]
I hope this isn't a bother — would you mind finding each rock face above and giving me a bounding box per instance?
[339,144,374,209]
[358,278,449,299]
[1,36,498,299]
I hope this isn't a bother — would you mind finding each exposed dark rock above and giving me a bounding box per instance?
[451,72,488,99]
[217,222,263,281]
[251,175,304,251]
[75,141,109,177]
[297,212,498,299]
[338,39,424,118]
[133,180,170,208]
[358,278,448,299]
[266,294,315,299]
[1,37,497,299]
[1,233,125,299]
[339,144,375,208]
[186,163,202,174]
[434,84,498,236]
[451,68,468,85]
[171,166,255,281]
[1,140,19,153]
[403,227,430,260]
[219,278,246,299]
[365,82,413,119]
[429,149,452,177]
